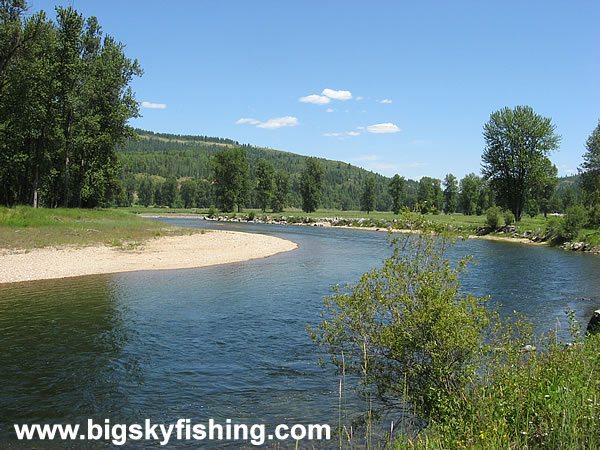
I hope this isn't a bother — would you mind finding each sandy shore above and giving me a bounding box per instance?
[0,231,298,284]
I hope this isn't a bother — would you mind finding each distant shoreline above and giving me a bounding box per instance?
[139,213,548,246]
[0,230,298,284]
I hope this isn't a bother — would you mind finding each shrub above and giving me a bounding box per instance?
[485,206,503,230]
[247,211,256,221]
[503,210,515,226]
[588,203,600,227]
[207,205,216,218]
[310,212,494,424]
[562,205,588,240]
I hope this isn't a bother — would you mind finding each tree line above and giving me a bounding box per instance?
[0,1,141,207]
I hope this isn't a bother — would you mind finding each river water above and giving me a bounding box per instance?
[1,219,599,446]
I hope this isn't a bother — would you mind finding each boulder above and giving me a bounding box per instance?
[587,310,600,336]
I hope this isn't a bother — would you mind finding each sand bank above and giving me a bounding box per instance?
[0,230,298,284]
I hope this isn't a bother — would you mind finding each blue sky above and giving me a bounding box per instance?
[29,1,600,180]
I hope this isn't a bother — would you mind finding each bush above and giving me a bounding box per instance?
[207,205,216,218]
[485,206,503,230]
[247,211,256,221]
[503,210,515,226]
[310,212,494,424]
[588,204,600,227]
[562,205,588,240]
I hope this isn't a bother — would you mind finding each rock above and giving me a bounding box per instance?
[521,345,536,352]
[571,242,583,251]
[587,310,600,336]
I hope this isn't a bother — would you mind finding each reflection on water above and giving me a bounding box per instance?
[1,219,599,445]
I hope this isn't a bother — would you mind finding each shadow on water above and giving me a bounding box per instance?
[1,218,599,446]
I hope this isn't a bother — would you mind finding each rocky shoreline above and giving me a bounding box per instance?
[141,213,600,255]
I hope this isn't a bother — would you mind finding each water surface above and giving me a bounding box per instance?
[1,219,599,446]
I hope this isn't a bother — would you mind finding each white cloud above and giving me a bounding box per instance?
[323,131,360,137]
[256,116,299,129]
[352,155,380,162]
[367,122,401,134]
[236,118,260,125]
[142,101,167,109]
[369,162,397,170]
[236,116,299,129]
[326,108,335,113]
[356,96,364,101]
[322,88,352,100]
[299,94,330,105]
[379,99,392,104]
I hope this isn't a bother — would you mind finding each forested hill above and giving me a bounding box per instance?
[117,129,420,210]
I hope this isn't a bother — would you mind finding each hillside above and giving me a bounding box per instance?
[118,129,420,210]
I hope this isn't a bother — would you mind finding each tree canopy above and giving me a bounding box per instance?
[482,106,560,221]
[212,147,249,212]
[300,158,324,213]
[579,120,600,207]
[0,2,141,207]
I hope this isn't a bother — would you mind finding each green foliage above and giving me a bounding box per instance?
[300,158,324,213]
[526,198,539,218]
[212,147,249,212]
[459,173,480,215]
[310,213,493,423]
[503,209,515,226]
[161,176,178,208]
[118,130,401,211]
[482,105,561,221]
[361,177,376,214]
[179,179,198,208]
[417,176,443,214]
[207,204,216,218]
[255,159,275,212]
[271,169,289,213]
[443,174,458,214]
[579,120,600,207]
[0,4,141,208]
[396,320,600,449]
[388,174,406,215]
[485,206,503,230]
[562,205,588,240]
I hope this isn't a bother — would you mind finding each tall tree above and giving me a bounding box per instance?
[213,147,249,212]
[459,173,480,216]
[361,177,376,214]
[388,174,405,214]
[417,177,442,213]
[161,176,178,207]
[272,169,289,213]
[179,179,198,208]
[300,157,324,213]
[137,175,153,206]
[443,174,458,214]
[482,105,560,221]
[255,159,275,212]
[579,120,600,207]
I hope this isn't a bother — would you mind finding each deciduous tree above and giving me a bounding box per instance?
[482,106,560,221]
[388,174,405,214]
[300,157,324,213]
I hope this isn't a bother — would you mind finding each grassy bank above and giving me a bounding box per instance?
[394,331,600,449]
[0,206,195,250]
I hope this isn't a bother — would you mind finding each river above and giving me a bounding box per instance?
[1,218,599,446]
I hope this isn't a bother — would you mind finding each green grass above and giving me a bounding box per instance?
[0,206,197,249]
[394,332,600,449]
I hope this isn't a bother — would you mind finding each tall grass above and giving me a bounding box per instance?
[393,317,600,449]
[0,206,195,249]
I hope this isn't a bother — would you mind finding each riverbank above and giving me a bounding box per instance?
[0,231,298,284]
[139,213,556,248]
